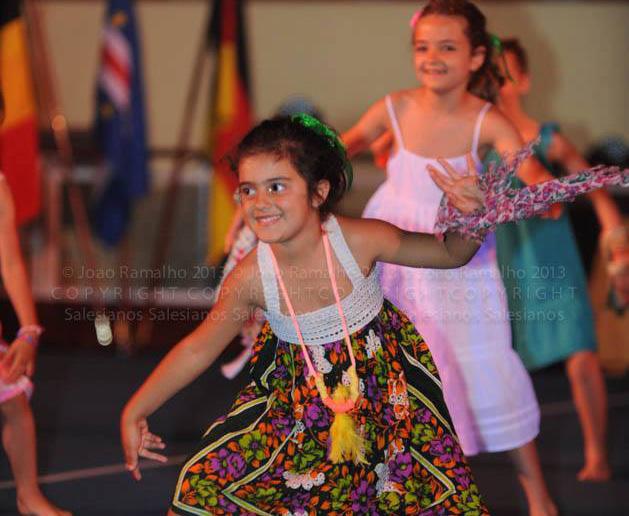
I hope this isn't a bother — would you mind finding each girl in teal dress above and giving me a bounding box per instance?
[494,39,629,482]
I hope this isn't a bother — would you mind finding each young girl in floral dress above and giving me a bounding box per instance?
[122,114,491,515]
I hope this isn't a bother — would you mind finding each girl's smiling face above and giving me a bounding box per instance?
[412,14,485,93]
[237,153,327,243]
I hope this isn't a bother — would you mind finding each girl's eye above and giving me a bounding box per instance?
[268,182,286,194]
[415,46,427,53]
[443,45,456,51]
[238,186,256,198]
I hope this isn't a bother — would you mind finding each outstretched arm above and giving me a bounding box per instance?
[0,178,39,381]
[372,221,480,270]
[121,256,260,479]
[551,133,628,305]
[357,155,483,269]
[551,133,623,232]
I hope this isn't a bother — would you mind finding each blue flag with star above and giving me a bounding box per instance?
[93,0,148,246]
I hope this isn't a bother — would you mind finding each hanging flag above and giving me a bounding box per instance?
[93,0,148,246]
[0,0,41,225]
[206,0,253,264]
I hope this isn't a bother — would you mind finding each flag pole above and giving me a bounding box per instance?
[23,0,111,345]
[136,3,213,346]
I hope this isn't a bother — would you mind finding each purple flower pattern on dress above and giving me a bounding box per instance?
[429,434,462,465]
[350,479,376,513]
[209,448,246,479]
[389,452,413,483]
[172,303,489,514]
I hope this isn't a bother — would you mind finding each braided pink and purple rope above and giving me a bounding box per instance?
[434,143,629,242]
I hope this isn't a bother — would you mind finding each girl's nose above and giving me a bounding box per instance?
[253,190,272,208]
[426,48,439,61]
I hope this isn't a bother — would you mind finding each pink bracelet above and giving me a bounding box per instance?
[16,325,44,347]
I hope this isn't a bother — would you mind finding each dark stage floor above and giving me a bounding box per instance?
[0,341,628,515]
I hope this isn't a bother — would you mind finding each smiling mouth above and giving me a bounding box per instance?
[421,68,447,75]
[254,214,281,226]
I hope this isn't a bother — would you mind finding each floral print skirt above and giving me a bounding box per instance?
[171,300,489,515]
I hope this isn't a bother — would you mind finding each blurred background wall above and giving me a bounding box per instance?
[41,0,628,153]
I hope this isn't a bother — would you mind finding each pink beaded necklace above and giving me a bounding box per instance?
[267,230,360,414]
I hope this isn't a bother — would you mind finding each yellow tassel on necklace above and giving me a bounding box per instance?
[315,366,367,465]
[328,383,368,464]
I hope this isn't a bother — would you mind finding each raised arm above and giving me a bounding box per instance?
[341,97,389,159]
[121,254,261,479]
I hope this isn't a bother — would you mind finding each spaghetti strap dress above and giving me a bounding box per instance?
[362,96,540,456]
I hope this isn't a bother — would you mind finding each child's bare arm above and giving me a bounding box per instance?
[370,131,394,169]
[486,109,555,185]
[0,180,38,328]
[123,258,259,422]
[361,218,480,269]
[487,109,562,219]
[0,179,38,381]
[121,255,261,478]
[342,98,389,158]
[551,133,623,231]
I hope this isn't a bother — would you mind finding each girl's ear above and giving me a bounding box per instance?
[470,45,486,72]
[312,179,331,208]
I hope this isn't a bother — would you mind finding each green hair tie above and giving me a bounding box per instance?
[291,113,354,191]
[489,33,515,83]
[489,33,503,53]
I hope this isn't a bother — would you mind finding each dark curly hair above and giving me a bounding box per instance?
[230,116,349,219]
[414,0,504,102]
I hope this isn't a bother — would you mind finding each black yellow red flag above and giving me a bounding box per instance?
[0,0,41,225]
[207,0,253,264]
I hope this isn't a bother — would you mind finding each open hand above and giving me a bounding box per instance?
[428,154,484,214]
[121,414,167,481]
[0,339,35,383]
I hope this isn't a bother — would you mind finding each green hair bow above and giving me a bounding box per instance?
[489,33,514,83]
[291,113,354,191]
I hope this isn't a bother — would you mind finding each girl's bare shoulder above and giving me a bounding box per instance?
[389,89,421,110]
[478,104,520,145]
[336,216,392,266]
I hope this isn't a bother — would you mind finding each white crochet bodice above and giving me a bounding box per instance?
[257,215,383,345]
